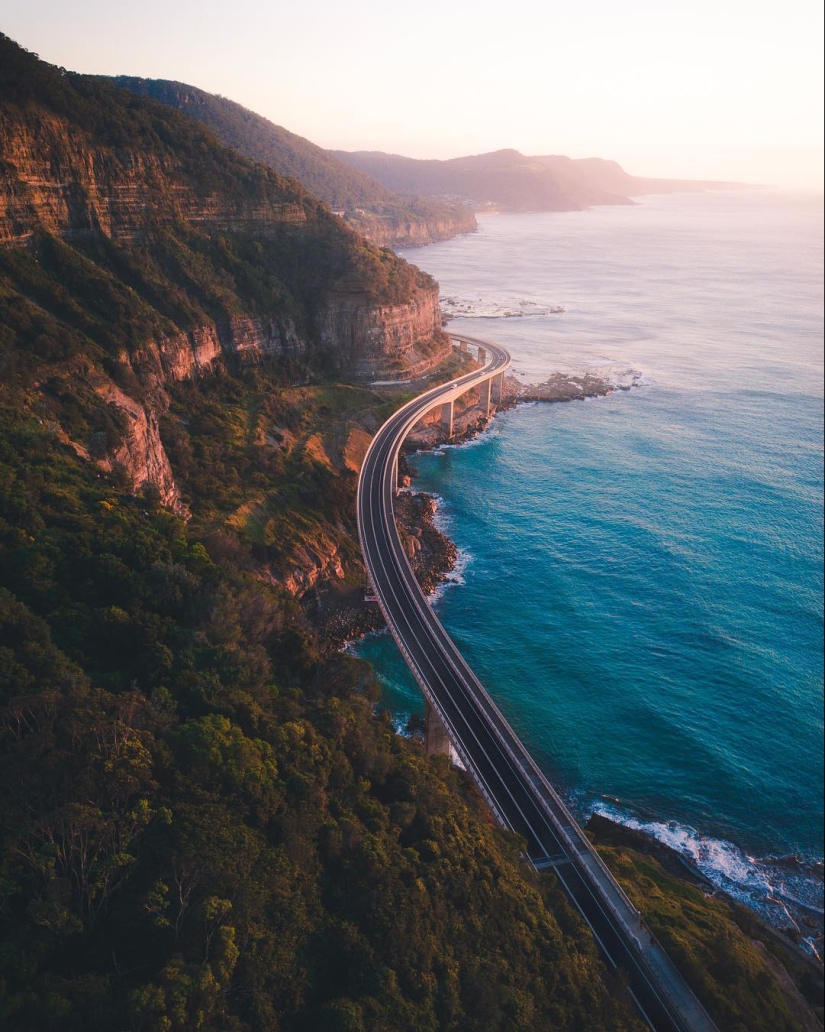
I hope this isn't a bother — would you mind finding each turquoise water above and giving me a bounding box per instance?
[354,192,824,946]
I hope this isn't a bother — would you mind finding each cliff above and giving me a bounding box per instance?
[341,202,476,248]
[111,76,477,248]
[0,35,450,507]
[0,110,309,246]
[318,286,446,380]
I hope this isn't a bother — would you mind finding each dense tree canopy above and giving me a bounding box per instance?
[0,396,649,1031]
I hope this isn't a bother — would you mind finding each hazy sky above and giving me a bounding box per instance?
[3,0,823,188]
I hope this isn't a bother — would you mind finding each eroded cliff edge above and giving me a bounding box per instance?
[110,75,477,249]
[0,36,450,509]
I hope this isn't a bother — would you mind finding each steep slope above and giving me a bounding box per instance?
[111,76,477,247]
[334,147,738,211]
[0,34,649,1032]
[0,35,451,505]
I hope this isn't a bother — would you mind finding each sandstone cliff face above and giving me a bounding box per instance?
[84,291,445,516]
[319,283,450,380]
[89,381,182,510]
[105,317,307,512]
[345,211,477,249]
[0,112,307,245]
[124,317,305,389]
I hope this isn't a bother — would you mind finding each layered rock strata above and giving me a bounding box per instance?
[319,287,449,380]
[0,113,308,245]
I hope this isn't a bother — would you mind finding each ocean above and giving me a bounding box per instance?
[353,191,824,953]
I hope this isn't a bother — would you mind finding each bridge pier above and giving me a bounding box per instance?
[425,699,452,758]
[478,377,492,417]
[458,339,468,353]
[440,399,454,439]
[491,372,504,406]
[477,346,487,365]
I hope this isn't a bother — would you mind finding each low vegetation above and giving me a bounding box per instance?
[596,843,823,1032]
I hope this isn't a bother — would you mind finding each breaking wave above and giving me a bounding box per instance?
[592,801,824,959]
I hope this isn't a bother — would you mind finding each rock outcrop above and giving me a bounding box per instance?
[319,284,450,380]
[96,382,181,510]
[343,208,477,249]
[0,113,308,246]
[124,318,305,389]
[0,36,453,510]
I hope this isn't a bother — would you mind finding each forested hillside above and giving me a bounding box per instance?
[0,32,815,1032]
[111,76,477,248]
[0,35,639,1030]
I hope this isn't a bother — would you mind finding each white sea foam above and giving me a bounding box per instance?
[430,545,472,603]
[391,712,414,737]
[591,801,824,958]
[422,492,472,602]
[441,294,565,321]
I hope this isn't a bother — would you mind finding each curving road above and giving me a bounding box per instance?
[357,333,718,1032]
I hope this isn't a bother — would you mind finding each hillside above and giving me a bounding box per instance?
[333,147,738,212]
[0,33,457,504]
[0,33,817,1032]
[0,33,643,1032]
[111,77,477,247]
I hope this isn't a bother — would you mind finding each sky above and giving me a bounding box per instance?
[3,0,823,189]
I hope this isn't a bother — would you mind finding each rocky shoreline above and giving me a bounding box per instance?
[510,368,643,402]
[315,366,644,647]
[317,368,824,1006]
[306,462,458,649]
[587,813,824,1027]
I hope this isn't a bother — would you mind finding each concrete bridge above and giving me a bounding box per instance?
[357,333,719,1032]
[437,338,505,437]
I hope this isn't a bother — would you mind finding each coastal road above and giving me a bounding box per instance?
[357,333,719,1032]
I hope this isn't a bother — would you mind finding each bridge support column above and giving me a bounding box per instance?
[459,339,468,353]
[425,699,452,757]
[478,377,491,417]
[440,399,454,439]
[477,346,487,366]
[491,372,504,406]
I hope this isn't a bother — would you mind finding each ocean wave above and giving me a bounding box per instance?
[441,294,565,321]
[391,712,414,737]
[418,493,472,602]
[591,801,824,958]
[430,545,472,603]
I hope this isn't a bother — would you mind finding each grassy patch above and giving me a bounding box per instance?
[598,844,819,1032]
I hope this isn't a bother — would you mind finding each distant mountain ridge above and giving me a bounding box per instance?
[110,77,477,247]
[333,147,740,212]
[107,80,738,231]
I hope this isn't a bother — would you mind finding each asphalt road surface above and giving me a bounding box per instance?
[357,334,718,1032]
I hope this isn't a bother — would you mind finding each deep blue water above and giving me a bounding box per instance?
[354,192,824,947]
